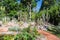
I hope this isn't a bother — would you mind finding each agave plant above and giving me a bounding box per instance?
[8,26,20,32]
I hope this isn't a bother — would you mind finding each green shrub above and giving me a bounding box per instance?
[47,26,60,34]
[14,27,40,40]
[0,35,14,40]
[3,35,14,40]
[0,35,4,40]
[0,27,40,40]
[8,26,20,32]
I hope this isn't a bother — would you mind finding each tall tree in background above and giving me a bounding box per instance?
[41,0,56,9]
[0,0,39,21]
[39,0,56,22]
[20,0,39,21]
[39,0,60,25]
[0,0,20,18]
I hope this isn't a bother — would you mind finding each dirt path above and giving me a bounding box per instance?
[0,27,9,32]
[38,30,60,40]
[0,27,60,40]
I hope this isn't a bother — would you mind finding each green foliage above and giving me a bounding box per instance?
[14,27,40,40]
[0,35,4,40]
[0,13,6,20]
[0,27,40,40]
[42,0,56,9]
[0,0,38,21]
[56,34,60,38]
[8,10,17,17]
[3,35,14,40]
[31,12,36,20]
[0,0,60,25]
[0,6,6,19]
[0,0,18,19]
[8,26,20,32]
[47,26,60,34]
[0,35,14,40]
[38,3,60,25]
[21,0,37,7]
[48,4,60,25]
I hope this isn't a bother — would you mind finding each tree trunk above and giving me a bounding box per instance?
[29,4,31,21]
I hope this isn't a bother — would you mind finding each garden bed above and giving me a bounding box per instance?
[0,27,47,40]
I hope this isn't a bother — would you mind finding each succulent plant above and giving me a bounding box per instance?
[8,26,20,32]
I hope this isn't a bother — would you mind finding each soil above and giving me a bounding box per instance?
[38,30,60,40]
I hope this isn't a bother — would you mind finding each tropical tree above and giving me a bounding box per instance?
[0,0,39,21]
[20,0,39,21]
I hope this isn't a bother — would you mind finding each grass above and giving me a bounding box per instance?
[56,34,60,38]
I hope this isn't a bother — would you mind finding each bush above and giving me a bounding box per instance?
[47,26,60,34]
[14,27,40,40]
[0,35,14,40]
[0,27,41,40]
[8,26,20,32]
